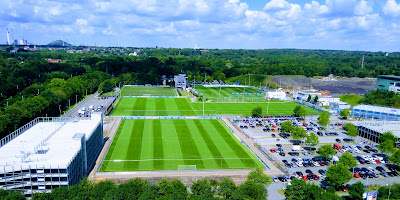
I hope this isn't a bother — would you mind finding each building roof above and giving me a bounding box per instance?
[353,105,400,115]
[354,121,400,138]
[378,75,400,81]
[0,114,102,171]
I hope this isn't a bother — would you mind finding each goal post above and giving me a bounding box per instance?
[178,165,196,171]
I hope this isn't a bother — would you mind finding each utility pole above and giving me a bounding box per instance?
[243,87,245,102]
[202,95,205,116]
[249,73,250,86]
[69,99,71,109]
[204,73,206,84]
[76,95,78,103]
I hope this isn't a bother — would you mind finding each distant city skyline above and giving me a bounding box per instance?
[1,0,400,51]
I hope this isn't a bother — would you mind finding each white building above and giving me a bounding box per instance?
[265,91,286,100]
[0,114,103,197]
[294,90,322,101]
[318,96,340,106]
[352,105,400,121]
[389,82,400,93]
[353,121,400,148]
[174,74,187,89]
[330,101,351,112]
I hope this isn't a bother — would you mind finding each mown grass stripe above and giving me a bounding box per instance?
[173,120,205,169]
[133,98,147,116]
[153,119,164,170]
[126,120,145,170]
[174,98,195,116]
[155,98,166,116]
[209,120,257,168]
[193,119,228,169]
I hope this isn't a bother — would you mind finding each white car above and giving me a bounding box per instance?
[313,162,320,167]
[273,176,279,182]
[296,162,303,167]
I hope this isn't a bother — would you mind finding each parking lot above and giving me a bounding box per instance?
[230,116,400,185]
[64,93,116,118]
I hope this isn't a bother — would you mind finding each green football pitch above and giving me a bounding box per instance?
[121,86,175,96]
[110,97,320,116]
[100,119,265,171]
[195,86,263,98]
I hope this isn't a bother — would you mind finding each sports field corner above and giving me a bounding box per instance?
[99,119,265,172]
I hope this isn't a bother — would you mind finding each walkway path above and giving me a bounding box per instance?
[88,117,122,182]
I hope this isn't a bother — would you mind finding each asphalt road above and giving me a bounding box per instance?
[63,92,116,118]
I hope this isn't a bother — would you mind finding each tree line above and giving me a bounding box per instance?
[0,169,271,200]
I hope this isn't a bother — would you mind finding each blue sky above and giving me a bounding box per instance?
[1,0,400,51]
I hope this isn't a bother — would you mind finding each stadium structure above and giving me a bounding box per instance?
[0,114,103,197]
[353,121,400,148]
[351,105,400,121]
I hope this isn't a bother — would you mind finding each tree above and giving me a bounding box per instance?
[318,112,330,127]
[348,182,365,200]
[247,168,272,185]
[317,144,336,159]
[291,127,307,142]
[284,179,339,200]
[325,163,352,188]
[98,79,114,93]
[337,152,358,169]
[307,95,312,102]
[379,131,396,143]
[378,131,396,155]
[281,121,294,133]
[212,71,226,82]
[305,133,319,146]
[313,95,319,104]
[298,108,308,118]
[190,178,214,199]
[218,178,237,199]
[90,180,116,200]
[344,123,358,137]
[389,149,400,166]
[239,180,267,200]
[340,109,350,119]
[284,179,310,200]
[157,179,187,199]
[251,106,262,117]
[293,105,308,117]
[378,140,395,155]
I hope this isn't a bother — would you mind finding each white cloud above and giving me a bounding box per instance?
[264,0,290,11]
[383,0,400,17]
[354,0,372,16]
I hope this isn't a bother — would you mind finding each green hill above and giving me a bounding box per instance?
[47,40,73,47]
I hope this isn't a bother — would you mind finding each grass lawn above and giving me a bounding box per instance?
[121,86,175,96]
[195,85,263,99]
[110,97,320,116]
[100,119,265,171]
[339,94,363,106]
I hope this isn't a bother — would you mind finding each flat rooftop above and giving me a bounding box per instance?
[0,114,102,171]
[354,121,400,138]
[353,105,400,115]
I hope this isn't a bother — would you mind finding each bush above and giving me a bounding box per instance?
[252,106,263,117]
[177,89,182,96]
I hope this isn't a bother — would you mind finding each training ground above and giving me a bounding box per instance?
[110,97,319,116]
[121,86,175,96]
[99,119,265,172]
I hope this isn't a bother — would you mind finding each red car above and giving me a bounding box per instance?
[270,149,276,153]
[354,173,360,178]
[312,174,319,180]
[376,160,381,164]
[320,162,325,166]
[272,125,277,128]
[341,185,348,192]
[302,176,308,181]
[271,128,275,132]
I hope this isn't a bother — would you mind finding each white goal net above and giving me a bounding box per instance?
[178,165,196,170]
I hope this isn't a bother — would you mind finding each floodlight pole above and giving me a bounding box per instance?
[219,83,221,97]
[267,98,270,115]
[243,87,245,102]
[202,95,205,116]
